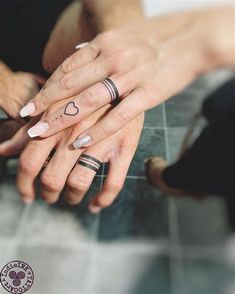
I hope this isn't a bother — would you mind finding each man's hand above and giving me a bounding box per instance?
[0,104,144,213]
[42,0,143,73]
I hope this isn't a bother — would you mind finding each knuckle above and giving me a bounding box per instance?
[61,56,73,74]
[60,72,77,91]
[41,173,64,192]
[95,31,114,46]
[81,87,100,108]
[105,50,127,73]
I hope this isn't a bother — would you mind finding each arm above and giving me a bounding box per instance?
[82,0,143,31]
[22,7,234,141]
[43,0,143,72]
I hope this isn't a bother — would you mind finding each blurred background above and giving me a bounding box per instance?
[0,1,235,293]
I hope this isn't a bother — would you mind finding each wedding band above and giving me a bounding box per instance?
[101,78,120,103]
[77,154,102,173]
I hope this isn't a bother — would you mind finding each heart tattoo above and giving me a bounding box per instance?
[64,101,80,116]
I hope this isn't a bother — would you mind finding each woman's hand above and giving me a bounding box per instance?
[20,7,234,147]
[0,106,144,213]
[0,62,44,120]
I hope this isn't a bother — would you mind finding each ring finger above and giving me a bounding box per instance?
[27,73,137,138]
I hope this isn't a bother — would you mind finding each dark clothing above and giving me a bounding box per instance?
[0,0,72,76]
[163,78,235,196]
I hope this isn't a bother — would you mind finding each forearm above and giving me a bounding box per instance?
[144,6,235,75]
[82,0,143,31]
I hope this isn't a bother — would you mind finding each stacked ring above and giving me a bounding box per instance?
[101,78,120,103]
[77,154,102,173]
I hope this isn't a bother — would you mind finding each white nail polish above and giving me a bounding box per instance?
[89,204,102,214]
[73,134,91,149]
[75,42,89,50]
[19,102,36,117]
[28,121,49,138]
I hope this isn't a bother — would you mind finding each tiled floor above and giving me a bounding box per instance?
[1,70,235,294]
[1,0,235,292]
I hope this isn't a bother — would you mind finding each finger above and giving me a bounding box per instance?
[72,88,150,149]
[40,106,111,204]
[0,120,21,143]
[40,144,82,204]
[19,55,104,118]
[65,151,104,205]
[0,116,40,156]
[16,136,56,203]
[89,147,134,214]
[46,42,96,84]
[27,74,136,138]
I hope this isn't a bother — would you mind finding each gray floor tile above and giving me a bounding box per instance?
[165,91,202,128]
[182,257,235,294]
[166,128,187,163]
[0,244,91,294]
[98,178,169,241]
[175,197,230,247]
[90,247,171,294]
[144,103,164,128]
[0,175,101,243]
[128,128,166,177]
[104,128,166,177]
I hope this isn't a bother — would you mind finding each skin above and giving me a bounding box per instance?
[0,0,144,213]
[0,108,144,213]
[24,7,235,148]
[43,0,143,73]
[0,61,44,142]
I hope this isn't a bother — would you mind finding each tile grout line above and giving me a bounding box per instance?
[82,163,106,293]
[162,102,186,294]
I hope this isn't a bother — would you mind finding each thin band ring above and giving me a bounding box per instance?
[101,78,120,103]
[77,154,102,173]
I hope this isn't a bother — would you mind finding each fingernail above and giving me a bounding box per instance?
[28,121,49,138]
[89,204,102,214]
[22,198,33,204]
[19,102,36,117]
[73,134,92,149]
[75,42,89,50]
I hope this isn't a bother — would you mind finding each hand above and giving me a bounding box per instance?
[0,62,44,120]
[0,106,144,212]
[20,7,234,147]
[42,0,142,73]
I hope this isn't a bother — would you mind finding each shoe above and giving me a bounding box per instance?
[144,156,204,198]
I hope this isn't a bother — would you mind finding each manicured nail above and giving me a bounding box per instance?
[73,134,92,149]
[28,121,49,138]
[19,102,36,117]
[75,42,89,50]
[89,204,102,214]
[22,198,33,204]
